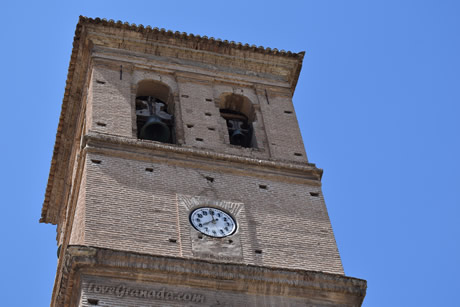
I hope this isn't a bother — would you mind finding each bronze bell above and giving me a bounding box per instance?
[230,129,246,146]
[139,115,170,143]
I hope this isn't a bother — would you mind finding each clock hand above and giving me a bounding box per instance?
[202,220,213,226]
[202,216,219,226]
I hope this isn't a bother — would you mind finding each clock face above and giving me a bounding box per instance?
[190,207,236,238]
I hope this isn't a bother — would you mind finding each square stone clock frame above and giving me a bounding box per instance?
[176,194,246,262]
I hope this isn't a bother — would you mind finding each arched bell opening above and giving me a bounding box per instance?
[135,80,174,144]
[219,93,256,148]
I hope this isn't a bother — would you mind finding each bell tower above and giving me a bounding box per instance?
[41,17,366,306]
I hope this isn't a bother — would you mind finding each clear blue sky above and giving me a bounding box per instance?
[1,1,459,306]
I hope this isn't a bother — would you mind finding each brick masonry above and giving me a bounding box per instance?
[68,59,342,274]
[87,63,307,162]
[43,17,365,306]
[69,152,343,274]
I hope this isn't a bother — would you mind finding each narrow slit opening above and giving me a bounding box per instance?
[205,112,212,116]
[195,138,204,142]
[294,153,303,156]
[259,184,267,190]
[284,110,293,114]
[145,168,154,172]
[96,122,106,127]
[187,124,194,128]
[205,98,213,102]
[255,249,263,254]
[96,80,105,84]
[91,159,101,164]
[181,94,189,98]
[310,192,320,197]
[87,299,99,305]
[169,239,177,243]
[205,176,214,183]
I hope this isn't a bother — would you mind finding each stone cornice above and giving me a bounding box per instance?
[82,16,304,58]
[83,132,323,183]
[83,18,304,90]
[56,246,366,307]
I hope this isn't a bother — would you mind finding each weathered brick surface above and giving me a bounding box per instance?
[43,18,366,307]
[85,63,306,163]
[88,64,133,137]
[70,152,343,274]
[261,93,308,161]
[69,164,86,245]
[79,276,329,307]
[67,23,342,276]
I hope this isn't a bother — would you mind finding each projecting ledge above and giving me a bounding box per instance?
[56,245,366,307]
[82,132,323,181]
